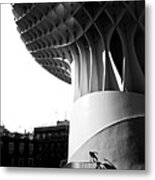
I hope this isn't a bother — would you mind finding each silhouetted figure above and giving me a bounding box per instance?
[89,151,98,162]
[102,158,116,169]
[96,162,104,169]
[89,151,116,169]
[95,158,116,169]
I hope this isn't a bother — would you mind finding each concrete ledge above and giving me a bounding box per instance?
[64,162,97,169]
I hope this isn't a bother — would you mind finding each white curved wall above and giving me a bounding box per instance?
[69,91,144,161]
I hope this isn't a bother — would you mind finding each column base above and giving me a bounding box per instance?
[69,91,145,170]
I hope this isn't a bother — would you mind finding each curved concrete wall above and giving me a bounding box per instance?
[69,91,144,166]
[69,116,145,169]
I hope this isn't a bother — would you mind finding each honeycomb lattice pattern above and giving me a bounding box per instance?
[12,1,145,99]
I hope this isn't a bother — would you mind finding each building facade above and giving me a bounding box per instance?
[0,120,69,168]
[0,126,34,167]
[12,1,145,169]
[34,120,69,168]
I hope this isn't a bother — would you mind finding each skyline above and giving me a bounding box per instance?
[1,4,73,133]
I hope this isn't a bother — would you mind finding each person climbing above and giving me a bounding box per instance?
[89,151,98,163]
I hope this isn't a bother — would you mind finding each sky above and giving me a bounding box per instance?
[1,4,74,133]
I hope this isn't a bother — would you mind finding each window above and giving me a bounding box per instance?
[61,131,64,136]
[50,144,53,151]
[0,141,3,146]
[29,143,33,155]
[57,142,61,148]
[55,132,58,137]
[39,143,42,151]
[18,158,24,167]
[11,158,15,166]
[48,133,52,138]
[42,133,46,139]
[19,143,24,154]
[8,142,14,154]
[28,158,34,167]
[36,134,40,140]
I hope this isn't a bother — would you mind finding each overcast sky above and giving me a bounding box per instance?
[1,4,74,133]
